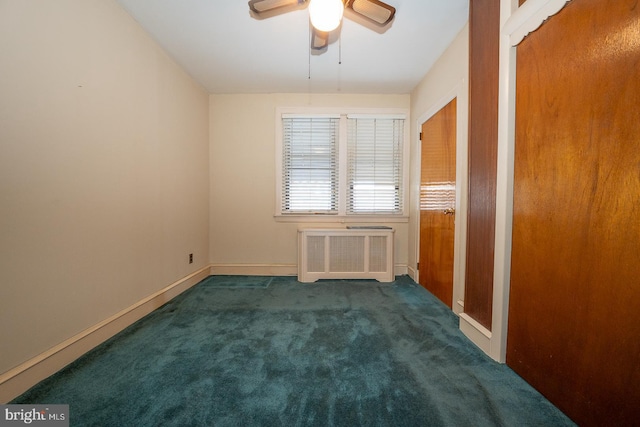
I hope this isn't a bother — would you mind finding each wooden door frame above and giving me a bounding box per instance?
[415,82,468,316]
[468,0,575,362]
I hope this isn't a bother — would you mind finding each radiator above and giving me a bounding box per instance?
[297,228,395,283]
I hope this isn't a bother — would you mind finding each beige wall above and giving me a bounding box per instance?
[409,24,469,304]
[0,0,209,375]
[209,93,410,274]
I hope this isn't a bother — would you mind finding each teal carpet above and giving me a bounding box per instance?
[13,276,574,426]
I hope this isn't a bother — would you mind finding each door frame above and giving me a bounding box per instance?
[415,82,468,315]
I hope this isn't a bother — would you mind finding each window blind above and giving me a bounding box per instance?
[346,117,404,214]
[281,117,339,213]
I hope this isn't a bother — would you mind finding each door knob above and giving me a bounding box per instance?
[443,208,455,215]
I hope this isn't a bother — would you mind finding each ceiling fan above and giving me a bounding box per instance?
[248,0,396,51]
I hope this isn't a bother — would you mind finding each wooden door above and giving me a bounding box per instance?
[507,0,640,425]
[419,98,456,308]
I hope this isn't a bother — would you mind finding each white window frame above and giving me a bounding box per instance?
[275,107,410,222]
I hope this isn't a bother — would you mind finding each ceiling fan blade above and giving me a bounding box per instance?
[248,0,308,15]
[345,0,396,26]
[310,27,329,50]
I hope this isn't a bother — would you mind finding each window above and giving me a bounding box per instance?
[347,116,404,214]
[281,116,339,213]
[277,110,407,219]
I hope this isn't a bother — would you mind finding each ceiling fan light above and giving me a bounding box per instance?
[309,0,344,32]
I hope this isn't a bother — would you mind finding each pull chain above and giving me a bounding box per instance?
[337,34,342,91]
[308,27,312,80]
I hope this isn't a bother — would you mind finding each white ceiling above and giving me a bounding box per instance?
[116,0,469,94]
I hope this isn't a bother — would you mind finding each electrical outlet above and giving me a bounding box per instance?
[189,253,193,264]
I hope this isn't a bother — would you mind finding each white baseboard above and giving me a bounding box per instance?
[394,264,408,277]
[459,312,493,357]
[0,265,212,404]
[453,299,465,316]
[210,264,297,276]
[406,265,417,281]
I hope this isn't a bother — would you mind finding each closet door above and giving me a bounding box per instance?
[419,98,457,308]
[507,0,640,425]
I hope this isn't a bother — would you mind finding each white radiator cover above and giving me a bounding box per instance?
[298,228,395,282]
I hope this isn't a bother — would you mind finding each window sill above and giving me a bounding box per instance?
[274,215,409,223]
